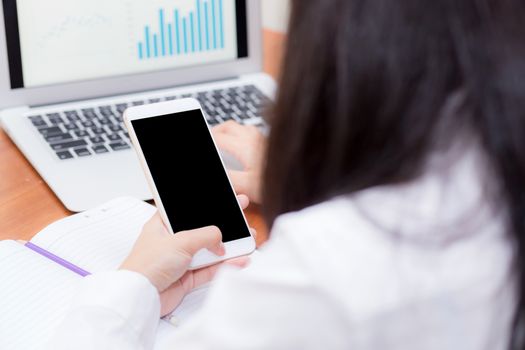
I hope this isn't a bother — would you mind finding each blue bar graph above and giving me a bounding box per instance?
[175,10,180,54]
[190,13,195,52]
[219,0,224,48]
[138,42,143,59]
[212,0,217,49]
[168,23,173,55]
[137,0,226,61]
[160,9,166,56]
[145,27,150,58]
[183,18,188,53]
[197,0,202,51]
[204,2,210,50]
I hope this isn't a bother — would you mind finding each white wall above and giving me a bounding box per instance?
[261,0,290,32]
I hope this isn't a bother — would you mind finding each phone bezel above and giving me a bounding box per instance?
[123,98,255,269]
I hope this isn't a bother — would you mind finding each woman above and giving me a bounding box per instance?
[51,0,525,349]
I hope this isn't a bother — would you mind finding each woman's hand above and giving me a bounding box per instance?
[212,121,266,204]
[120,195,252,316]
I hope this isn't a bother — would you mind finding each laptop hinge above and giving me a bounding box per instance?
[29,75,241,108]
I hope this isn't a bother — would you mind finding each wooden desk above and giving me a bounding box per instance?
[0,29,286,245]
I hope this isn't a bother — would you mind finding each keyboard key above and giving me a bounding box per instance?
[98,118,111,125]
[238,113,251,120]
[148,98,160,103]
[75,130,89,138]
[30,118,48,128]
[28,115,43,121]
[48,117,64,125]
[46,113,60,119]
[66,115,81,122]
[81,108,97,119]
[92,145,109,154]
[64,123,79,130]
[65,110,79,117]
[109,141,130,151]
[91,127,105,135]
[123,132,130,139]
[237,104,250,112]
[90,136,105,144]
[104,111,115,118]
[44,132,73,143]
[65,111,80,121]
[99,107,114,117]
[81,120,95,128]
[165,96,177,100]
[109,124,122,132]
[74,148,91,157]
[51,139,88,151]
[132,101,144,106]
[107,133,121,142]
[116,103,128,113]
[56,150,74,160]
[38,126,63,136]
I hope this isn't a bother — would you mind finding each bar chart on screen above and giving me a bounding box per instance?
[137,0,225,61]
[17,0,237,87]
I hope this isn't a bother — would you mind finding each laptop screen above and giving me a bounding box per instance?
[3,0,248,89]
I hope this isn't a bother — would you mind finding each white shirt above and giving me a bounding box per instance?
[49,144,516,349]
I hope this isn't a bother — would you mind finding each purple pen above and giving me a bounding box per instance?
[24,242,91,277]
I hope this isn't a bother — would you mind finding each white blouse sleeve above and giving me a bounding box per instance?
[48,220,349,350]
[167,231,350,349]
[47,270,161,350]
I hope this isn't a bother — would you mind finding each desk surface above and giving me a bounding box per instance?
[0,29,285,245]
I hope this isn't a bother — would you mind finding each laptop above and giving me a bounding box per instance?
[0,0,276,212]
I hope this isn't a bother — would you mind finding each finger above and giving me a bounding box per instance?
[175,226,225,256]
[189,256,251,290]
[212,120,245,136]
[213,134,252,167]
[207,241,226,256]
[188,264,222,289]
[237,194,250,209]
[227,170,250,195]
[144,213,171,237]
[224,256,250,268]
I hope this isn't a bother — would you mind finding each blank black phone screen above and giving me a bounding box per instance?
[131,109,251,242]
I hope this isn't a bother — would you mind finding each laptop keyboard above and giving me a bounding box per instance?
[27,84,272,160]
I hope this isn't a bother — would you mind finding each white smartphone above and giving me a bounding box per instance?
[123,98,255,269]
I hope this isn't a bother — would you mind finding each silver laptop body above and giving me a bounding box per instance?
[0,0,276,211]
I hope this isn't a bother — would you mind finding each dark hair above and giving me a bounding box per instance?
[262,0,525,348]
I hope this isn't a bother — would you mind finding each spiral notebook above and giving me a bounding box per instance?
[0,197,209,350]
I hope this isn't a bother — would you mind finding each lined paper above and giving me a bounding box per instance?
[0,241,80,350]
[30,197,156,272]
[1,197,222,349]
